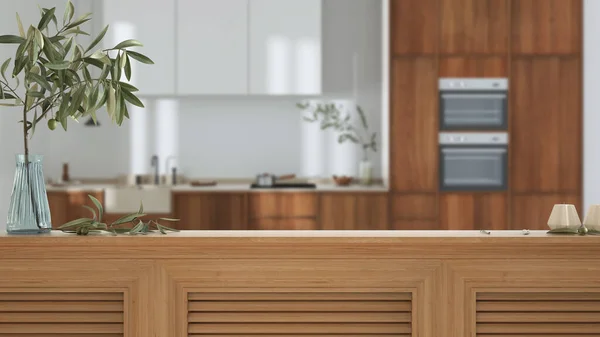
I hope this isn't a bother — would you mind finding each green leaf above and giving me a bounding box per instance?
[82,205,97,220]
[356,105,368,129]
[118,81,138,92]
[28,73,52,91]
[89,50,110,64]
[58,217,94,229]
[0,58,10,81]
[63,27,89,36]
[82,66,92,83]
[88,194,103,222]
[112,213,145,226]
[16,13,25,38]
[0,35,25,44]
[31,110,38,136]
[127,50,153,64]
[338,133,359,144]
[138,201,143,214]
[121,88,144,107]
[106,85,116,117]
[113,39,143,50]
[86,24,109,53]
[124,55,131,81]
[45,61,70,70]
[38,7,56,30]
[63,13,92,31]
[82,57,104,69]
[159,218,179,222]
[63,0,74,25]
[0,93,16,100]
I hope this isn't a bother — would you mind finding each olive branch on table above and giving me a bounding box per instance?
[58,194,179,235]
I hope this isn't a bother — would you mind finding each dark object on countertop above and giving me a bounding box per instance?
[135,175,143,186]
[84,117,100,127]
[190,180,218,187]
[172,167,177,185]
[332,175,353,186]
[255,173,296,187]
[62,163,70,182]
[251,182,316,189]
[150,155,159,185]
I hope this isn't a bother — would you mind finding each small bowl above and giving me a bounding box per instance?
[332,175,353,186]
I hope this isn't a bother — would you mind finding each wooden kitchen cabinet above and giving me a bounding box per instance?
[511,0,582,55]
[47,190,104,228]
[319,193,388,230]
[510,57,581,194]
[390,0,439,55]
[440,0,509,54]
[248,192,318,230]
[177,0,248,95]
[390,57,438,192]
[511,194,581,230]
[249,0,321,95]
[102,0,176,95]
[438,56,508,77]
[172,192,248,230]
[439,193,508,230]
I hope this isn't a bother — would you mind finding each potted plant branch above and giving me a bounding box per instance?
[297,101,377,185]
[0,1,153,233]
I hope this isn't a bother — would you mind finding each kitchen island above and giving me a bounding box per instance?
[1,230,599,336]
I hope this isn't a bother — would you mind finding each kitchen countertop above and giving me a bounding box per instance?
[45,183,389,192]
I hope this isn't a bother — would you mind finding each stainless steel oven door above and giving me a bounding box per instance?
[439,132,508,191]
[439,78,508,130]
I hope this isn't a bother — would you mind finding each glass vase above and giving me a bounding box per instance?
[6,154,52,234]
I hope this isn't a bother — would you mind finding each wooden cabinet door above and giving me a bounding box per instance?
[172,192,248,230]
[390,193,438,230]
[511,194,581,230]
[320,193,388,230]
[390,57,437,192]
[390,0,439,55]
[511,0,582,55]
[510,57,581,193]
[439,56,508,77]
[47,192,69,228]
[440,0,509,54]
[439,193,507,230]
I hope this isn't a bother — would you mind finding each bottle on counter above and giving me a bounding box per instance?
[62,163,70,182]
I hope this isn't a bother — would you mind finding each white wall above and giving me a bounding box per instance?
[584,0,598,212]
[0,0,384,228]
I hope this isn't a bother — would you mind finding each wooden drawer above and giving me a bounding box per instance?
[391,194,437,220]
[249,192,317,218]
[249,218,317,230]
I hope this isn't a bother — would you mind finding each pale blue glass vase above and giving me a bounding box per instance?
[6,154,52,234]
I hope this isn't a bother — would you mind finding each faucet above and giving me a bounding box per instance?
[150,155,159,185]
[165,156,177,185]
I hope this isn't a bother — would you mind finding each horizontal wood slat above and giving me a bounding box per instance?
[477,292,600,335]
[0,291,124,336]
[188,291,411,335]
[190,335,411,337]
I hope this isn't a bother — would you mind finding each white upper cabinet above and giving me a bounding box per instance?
[177,0,248,95]
[102,0,176,95]
[249,0,322,95]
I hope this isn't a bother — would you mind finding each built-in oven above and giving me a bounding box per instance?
[439,78,508,130]
[439,132,508,191]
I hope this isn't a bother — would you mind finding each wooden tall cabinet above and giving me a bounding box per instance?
[389,0,582,230]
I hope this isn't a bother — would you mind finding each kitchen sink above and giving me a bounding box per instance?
[103,185,171,214]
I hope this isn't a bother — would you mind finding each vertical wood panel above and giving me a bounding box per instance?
[390,0,439,55]
[438,56,508,77]
[511,194,582,230]
[390,57,438,192]
[510,57,581,193]
[511,0,582,54]
[440,0,509,54]
[440,193,507,230]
